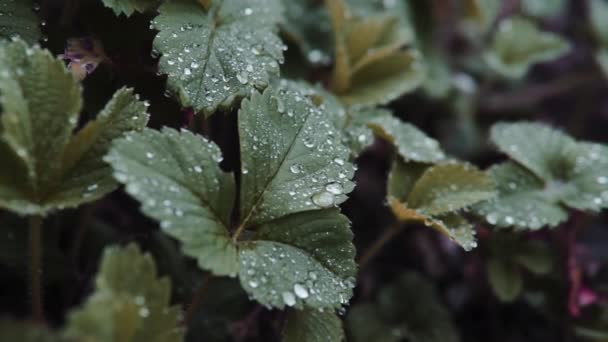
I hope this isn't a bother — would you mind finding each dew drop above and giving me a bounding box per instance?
[294,284,309,299]
[311,191,335,208]
[282,292,296,306]
[290,164,303,174]
[325,182,343,195]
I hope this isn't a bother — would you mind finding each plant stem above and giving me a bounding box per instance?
[183,274,212,327]
[29,215,44,322]
[358,222,404,271]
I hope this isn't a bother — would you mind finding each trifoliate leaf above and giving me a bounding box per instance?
[406,163,496,215]
[238,84,355,225]
[368,116,445,163]
[108,85,357,311]
[0,0,41,43]
[0,320,66,342]
[65,244,184,342]
[521,0,565,18]
[487,257,523,302]
[472,162,568,230]
[101,0,159,16]
[387,158,429,202]
[327,0,425,107]
[0,40,148,216]
[489,122,608,213]
[484,16,570,79]
[389,198,478,252]
[152,0,285,116]
[283,309,345,342]
[347,273,459,342]
[387,162,493,251]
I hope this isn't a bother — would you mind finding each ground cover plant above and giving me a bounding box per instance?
[1,0,608,341]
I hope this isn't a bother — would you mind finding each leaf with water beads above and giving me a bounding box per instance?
[152,0,285,116]
[472,162,568,230]
[101,0,160,16]
[368,115,445,163]
[0,0,41,43]
[239,83,355,225]
[65,244,184,342]
[283,309,345,342]
[0,40,149,216]
[346,272,459,342]
[483,16,570,79]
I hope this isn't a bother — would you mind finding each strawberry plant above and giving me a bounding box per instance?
[0,0,607,341]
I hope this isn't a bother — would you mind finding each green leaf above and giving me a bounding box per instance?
[104,127,237,276]
[462,0,500,34]
[0,320,66,342]
[281,0,332,65]
[238,83,355,226]
[590,0,608,46]
[472,162,568,229]
[521,0,565,18]
[108,84,357,311]
[153,0,285,116]
[368,115,445,163]
[347,273,459,342]
[0,40,149,215]
[484,16,570,79]
[489,122,608,213]
[0,0,41,43]
[101,0,160,16]
[387,158,429,202]
[327,0,425,107]
[514,240,553,275]
[65,244,184,342]
[487,257,523,302]
[283,309,345,342]
[406,163,496,215]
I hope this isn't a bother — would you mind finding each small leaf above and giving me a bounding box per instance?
[389,198,478,252]
[406,163,496,215]
[0,40,149,215]
[462,0,500,34]
[327,0,425,107]
[387,158,429,202]
[515,240,553,275]
[368,115,445,163]
[101,0,160,16]
[472,162,568,230]
[283,309,345,342]
[487,257,523,302]
[153,0,284,116]
[0,320,66,342]
[105,127,237,276]
[65,244,184,342]
[347,272,459,342]
[0,0,41,43]
[484,16,570,79]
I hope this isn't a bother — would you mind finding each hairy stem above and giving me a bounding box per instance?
[358,222,404,270]
[29,215,44,322]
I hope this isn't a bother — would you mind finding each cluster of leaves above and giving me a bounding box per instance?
[0,0,608,341]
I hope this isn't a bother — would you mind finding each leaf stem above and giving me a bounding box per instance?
[358,221,404,270]
[183,274,212,327]
[29,215,44,322]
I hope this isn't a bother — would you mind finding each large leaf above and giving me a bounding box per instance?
[0,40,148,216]
[238,82,355,225]
[484,16,570,79]
[368,116,445,163]
[152,0,285,116]
[472,162,568,230]
[101,0,160,16]
[283,309,345,342]
[327,0,425,107]
[0,0,40,43]
[347,273,459,342]
[489,122,608,215]
[108,85,357,311]
[65,244,184,342]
